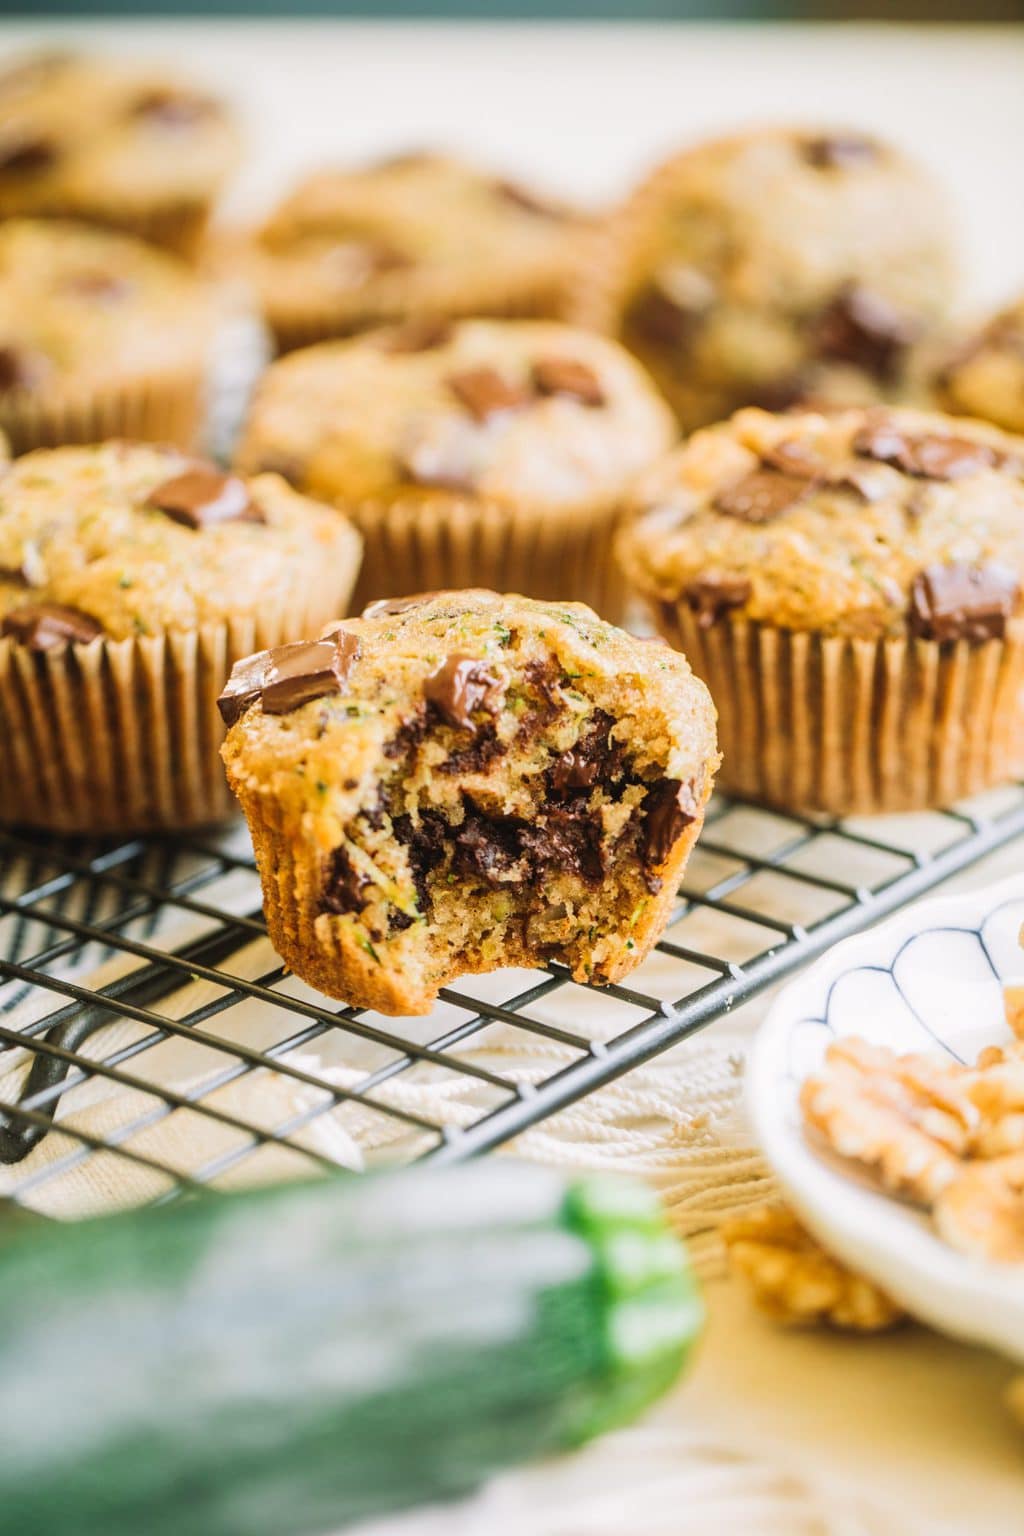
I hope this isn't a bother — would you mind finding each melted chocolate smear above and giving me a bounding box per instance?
[814,285,917,383]
[438,724,507,776]
[423,653,502,731]
[626,276,704,350]
[383,706,429,761]
[1,603,102,651]
[0,344,51,393]
[853,421,1001,481]
[548,710,624,795]
[909,563,1019,644]
[392,809,449,912]
[685,574,753,629]
[0,134,56,175]
[321,845,371,915]
[641,779,700,870]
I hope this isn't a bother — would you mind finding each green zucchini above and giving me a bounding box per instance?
[0,1164,702,1536]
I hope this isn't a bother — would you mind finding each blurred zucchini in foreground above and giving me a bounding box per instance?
[0,1163,702,1536]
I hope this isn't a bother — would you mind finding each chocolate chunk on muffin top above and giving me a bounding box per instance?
[618,406,1024,639]
[0,219,213,396]
[220,589,718,1015]
[228,152,588,345]
[0,50,238,239]
[0,441,361,641]
[235,318,676,508]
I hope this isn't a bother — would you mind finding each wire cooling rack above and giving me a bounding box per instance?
[1,784,1023,1210]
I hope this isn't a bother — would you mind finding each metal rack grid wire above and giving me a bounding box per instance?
[1,784,1023,1209]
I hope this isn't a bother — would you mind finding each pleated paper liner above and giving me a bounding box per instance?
[0,365,206,457]
[661,603,1024,816]
[348,489,629,624]
[0,561,360,835]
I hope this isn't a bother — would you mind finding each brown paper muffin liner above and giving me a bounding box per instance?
[659,602,1024,815]
[347,489,628,622]
[0,364,206,457]
[0,561,360,836]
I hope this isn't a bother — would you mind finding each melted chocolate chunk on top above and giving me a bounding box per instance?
[713,468,814,523]
[1,602,102,652]
[641,778,700,869]
[217,628,361,724]
[0,133,56,175]
[909,563,1019,644]
[447,367,532,423]
[0,345,52,393]
[423,654,502,732]
[147,467,265,530]
[684,574,753,629]
[852,421,1001,481]
[801,133,880,170]
[531,356,605,408]
[814,285,917,383]
[626,267,713,350]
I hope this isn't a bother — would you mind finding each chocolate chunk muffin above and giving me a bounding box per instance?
[221,590,718,1015]
[571,127,956,432]
[235,318,675,618]
[938,294,1024,435]
[617,405,1024,814]
[0,442,362,832]
[0,49,239,257]
[223,152,590,353]
[0,219,214,454]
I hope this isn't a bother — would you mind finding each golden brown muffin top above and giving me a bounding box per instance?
[0,219,214,394]
[619,406,1024,639]
[0,49,239,222]
[229,152,589,332]
[235,318,676,508]
[0,441,360,641]
[939,295,1024,436]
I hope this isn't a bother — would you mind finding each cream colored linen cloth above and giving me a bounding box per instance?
[2,837,1022,1534]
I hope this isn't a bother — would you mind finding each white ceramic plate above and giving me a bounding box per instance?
[748,875,1024,1363]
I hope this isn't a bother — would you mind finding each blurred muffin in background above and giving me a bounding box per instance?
[0,49,239,258]
[223,153,591,354]
[0,219,215,453]
[234,317,675,617]
[617,404,1024,816]
[0,441,362,832]
[937,293,1024,434]
[571,126,956,431]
